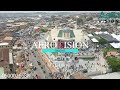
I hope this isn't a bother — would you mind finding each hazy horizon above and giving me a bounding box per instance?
[0,11,119,13]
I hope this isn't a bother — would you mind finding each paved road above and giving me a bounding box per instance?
[98,50,109,73]
[20,25,52,79]
[28,49,45,79]
[34,49,52,79]
[26,49,52,79]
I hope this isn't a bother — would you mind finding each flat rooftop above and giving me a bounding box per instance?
[0,42,9,46]
[110,43,120,49]
[0,49,9,67]
[99,34,119,42]
[70,72,91,79]
[4,36,13,41]
[0,67,4,78]
[9,52,13,64]
[90,72,120,79]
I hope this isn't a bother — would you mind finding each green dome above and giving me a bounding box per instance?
[58,29,75,38]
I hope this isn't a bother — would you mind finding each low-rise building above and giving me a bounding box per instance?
[0,67,5,79]
[0,48,10,73]
[90,72,120,79]
[70,72,91,79]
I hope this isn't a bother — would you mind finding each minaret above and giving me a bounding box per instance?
[74,21,77,30]
[55,25,58,30]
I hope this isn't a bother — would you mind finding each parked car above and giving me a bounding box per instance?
[37,61,41,65]
[32,67,37,71]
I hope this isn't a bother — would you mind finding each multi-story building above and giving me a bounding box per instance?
[0,35,14,74]
[45,26,89,49]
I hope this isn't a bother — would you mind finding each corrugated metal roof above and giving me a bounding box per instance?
[91,72,120,79]
[71,72,91,79]
[91,38,99,43]
[100,34,119,42]
[0,42,9,46]
[110,43,120,48]
[4,37,13,41]
[9,52,13,64]
[0,49,9,67]
[0,67,4,77]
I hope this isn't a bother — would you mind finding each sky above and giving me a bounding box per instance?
[0,11,119,14]
[0,11,119,13]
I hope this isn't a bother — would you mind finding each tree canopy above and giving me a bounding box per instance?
[98,38,107,44]
[77,18,83,25]
[101,28,108,31]
[86,17,93,21]
[41,29,47,32]
[107,57,120,72]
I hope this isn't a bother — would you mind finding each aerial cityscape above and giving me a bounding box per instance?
[0,11,120,79]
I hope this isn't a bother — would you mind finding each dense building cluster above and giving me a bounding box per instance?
[0,11,120,79]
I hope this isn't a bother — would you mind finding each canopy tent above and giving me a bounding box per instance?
[111,33,120,41]
[88,34,93,37]
[110,43,120,49]
[91,38,99,43]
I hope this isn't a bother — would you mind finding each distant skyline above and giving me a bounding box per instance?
[0,11,120,13]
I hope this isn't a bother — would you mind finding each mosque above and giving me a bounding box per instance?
[45,25,89,49]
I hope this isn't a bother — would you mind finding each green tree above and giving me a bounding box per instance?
[115,20,119,26]
[107,57,120,72]
[98,38,107,44]
[103,48,109,57]
[86,17,93,21]
[118,50,120,53]
[41,29,47,32]
[101,28,108,31]
[77,18,83,25]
